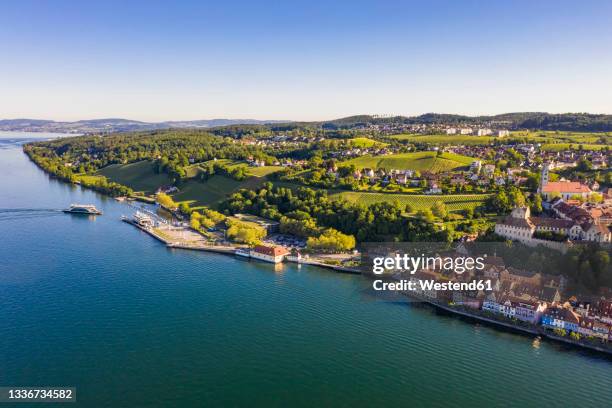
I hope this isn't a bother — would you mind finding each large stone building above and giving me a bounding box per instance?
[495,206,611,244]
[538,162,592,200]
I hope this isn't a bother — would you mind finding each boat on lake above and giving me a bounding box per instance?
[63,204,103,215]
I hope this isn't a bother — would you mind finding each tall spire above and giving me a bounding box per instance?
[539,162,550,193]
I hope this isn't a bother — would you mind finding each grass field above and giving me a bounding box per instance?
[391,134,496,145]
[185,160,283,178]
[540,143,611,151]
[98,161,172,194]
[342,151,474,173]
[97,159,278,207]
[173,175,265,208]
[248,165,284,177]
[332,191,490,212]
[510,131,612,145]
[348,137,387,148]
[392,131,612,147]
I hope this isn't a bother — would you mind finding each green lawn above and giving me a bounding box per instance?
[173,175,266,208]
[98,161,173,194]
[341,151,474,173]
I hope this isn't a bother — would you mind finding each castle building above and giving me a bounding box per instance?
[495,206,611,245]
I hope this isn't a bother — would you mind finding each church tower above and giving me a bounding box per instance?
[538,162,550,193]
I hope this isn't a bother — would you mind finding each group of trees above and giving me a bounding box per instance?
[156,193,177,210]
[190,208,226,232]
[482,241,612,293]
[219,183,447,243]
[27,129,276,185]
[306,228,356,252]
[23,146,133,197]
[225,219,266,246]
[485,186,527,214]
[198,162,250,182]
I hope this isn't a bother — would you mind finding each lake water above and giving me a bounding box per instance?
[0,134,611,407]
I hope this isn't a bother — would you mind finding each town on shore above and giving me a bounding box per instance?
[21,112,612,353]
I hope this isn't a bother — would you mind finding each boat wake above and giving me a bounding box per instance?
[0,208,64,221]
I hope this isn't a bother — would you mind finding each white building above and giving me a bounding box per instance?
[495,206,611,244]
[250,245,290,264]
[476,128,493,136]
[497,130,510,137]
[470,160,482,174]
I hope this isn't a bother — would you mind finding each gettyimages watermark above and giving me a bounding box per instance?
[356,241,610,303]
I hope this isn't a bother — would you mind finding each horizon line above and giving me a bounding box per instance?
[3,110,612,124]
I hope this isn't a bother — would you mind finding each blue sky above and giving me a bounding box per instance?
[1,0,611,121]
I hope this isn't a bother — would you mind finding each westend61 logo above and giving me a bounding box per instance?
[372,254,486,275]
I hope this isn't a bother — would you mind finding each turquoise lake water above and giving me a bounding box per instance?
[0,134,611,407]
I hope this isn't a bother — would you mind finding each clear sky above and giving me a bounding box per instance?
[1,0,611,122]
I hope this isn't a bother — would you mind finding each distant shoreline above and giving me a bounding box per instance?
[0,130,78,139]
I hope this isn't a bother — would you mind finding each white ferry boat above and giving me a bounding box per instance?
[63,204,102,215]
[133,211,155,228]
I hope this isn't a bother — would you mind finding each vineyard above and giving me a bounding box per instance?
[331,191,490,212]
[391,134,495,145]
[342,151,474,173]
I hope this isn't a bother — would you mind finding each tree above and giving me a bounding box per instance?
[226,220,266,246]
[179,202,192,215]
[156,192,177,210]
[526,173,540,190]
[587,193,603,203]
[530,195,543,214]
[416,209,435,222]
[463,207,474,219]
[190,218,201,231]
[576,157,593,172]
[487,191,510,213]
[306,228,355,252]
[431,201,448,219]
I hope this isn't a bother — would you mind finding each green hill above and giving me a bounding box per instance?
[173,176,266,208]
[98,160,270,208]
[342,151,474,173]
[98,161,172,194]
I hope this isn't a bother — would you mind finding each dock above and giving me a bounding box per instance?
[287,258,361,274]
[123,217,242,255]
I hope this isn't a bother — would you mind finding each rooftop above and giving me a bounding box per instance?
[542,181,591,194]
